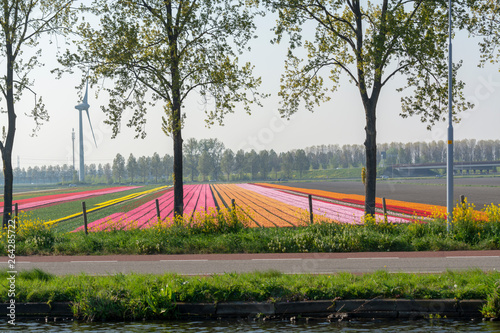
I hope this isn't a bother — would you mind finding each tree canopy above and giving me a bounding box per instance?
[262,0,472,215]
[61,0,265,217]
[463,0,500,68]
[0,0,74,227]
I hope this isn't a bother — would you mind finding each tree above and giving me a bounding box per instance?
[269,149,280,179]
[308,152,320,170]
[220,149,235,181]
[198,150,213,181]
[32,166,40,184]
[0,0,74,227]
[86,163,97,182]
[183,138,200,182]
[234,149,246,180]
[126,153,138,183]
[259,150,270,179]
[137,156,150,183]
[245,150,259,180]
[95,163,103,183]
[63,0,265,218]
[265,0,471,216]
[112,153,126,183]
[151,152,162,183]
[294,149,310,178]
[318,152,329,170]
[103,163,112,184]
[463,0,500,67]
[198,138,224,181]
[163,154,174,182]
[280,152,294,179]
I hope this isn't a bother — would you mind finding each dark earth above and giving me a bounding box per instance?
[283,177,500,208]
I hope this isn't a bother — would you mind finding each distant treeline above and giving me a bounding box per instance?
[4,138,500,184]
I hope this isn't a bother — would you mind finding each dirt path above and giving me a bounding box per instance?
[281,177,500,208]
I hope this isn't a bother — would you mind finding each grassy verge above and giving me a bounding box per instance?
[1,268,498,321]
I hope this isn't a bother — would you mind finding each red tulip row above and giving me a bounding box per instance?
[2,186,140,211]
[256,183,443,218]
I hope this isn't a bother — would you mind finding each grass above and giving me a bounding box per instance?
[294,167,365,180]
[0,268,498,321]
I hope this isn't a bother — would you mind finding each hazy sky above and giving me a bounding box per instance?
[3,11,500,169]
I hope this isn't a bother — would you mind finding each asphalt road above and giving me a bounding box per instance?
[3,251,500,276]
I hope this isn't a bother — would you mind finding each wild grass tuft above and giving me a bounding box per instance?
[482,282,500,319]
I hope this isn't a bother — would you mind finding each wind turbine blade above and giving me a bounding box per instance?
[83,79,89,105]
[85,109,98,147]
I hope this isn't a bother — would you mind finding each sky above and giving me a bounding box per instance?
[3,9,500,169]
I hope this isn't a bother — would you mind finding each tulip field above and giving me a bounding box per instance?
[75,184,216,231]
[256,183,444,218]
[3,182,450,232]
[51,182,438,232]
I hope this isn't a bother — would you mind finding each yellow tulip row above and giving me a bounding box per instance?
[44,186,170,226]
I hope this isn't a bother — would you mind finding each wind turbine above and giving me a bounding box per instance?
[75,79,97,182]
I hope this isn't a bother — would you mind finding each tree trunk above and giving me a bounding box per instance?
[2,47,16,228]
[2,154,14,227]
[168,3,184,219]
[364,101,377,216]
[172,123,183,218]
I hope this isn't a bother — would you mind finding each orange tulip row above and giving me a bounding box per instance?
[211,184,260,227]
[232,185,310,227]
[211,184,309,227]
[255,183,445,218]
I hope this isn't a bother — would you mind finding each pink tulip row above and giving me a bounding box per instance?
[12,186,140,211]
[238,184,408,224]
[76,184,216,231]
[139,183,216,229]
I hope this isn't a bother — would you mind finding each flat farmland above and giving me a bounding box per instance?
[4,178,498,232]
[283,177,500,208]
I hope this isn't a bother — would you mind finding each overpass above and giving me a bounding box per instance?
[390,161,500,176]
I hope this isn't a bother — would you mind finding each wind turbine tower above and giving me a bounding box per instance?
[75,80,97,182]
[72,128,75,170]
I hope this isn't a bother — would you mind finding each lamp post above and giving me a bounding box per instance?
[446,0,454,232]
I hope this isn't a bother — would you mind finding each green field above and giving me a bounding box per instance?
[2,185,168,233]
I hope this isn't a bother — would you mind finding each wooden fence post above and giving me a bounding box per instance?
[308,194,314,224]
[14,203,18,221]
[460,195,465,205]
[230,199,236,221]
[382,197,387,222]
[156,199,161,221]
[82,202,88,235]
